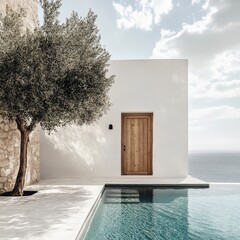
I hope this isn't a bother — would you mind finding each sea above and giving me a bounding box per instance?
[189,151,240,182]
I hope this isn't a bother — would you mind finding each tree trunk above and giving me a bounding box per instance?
[12,128,30,196]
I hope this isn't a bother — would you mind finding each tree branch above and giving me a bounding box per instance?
[16,116,24,132]
[27,120,36,132]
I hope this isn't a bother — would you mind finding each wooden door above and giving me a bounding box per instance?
[121,113,153,175]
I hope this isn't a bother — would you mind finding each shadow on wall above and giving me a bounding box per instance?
[40,124,106,179]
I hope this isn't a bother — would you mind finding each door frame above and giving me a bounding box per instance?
[121,112,153,175]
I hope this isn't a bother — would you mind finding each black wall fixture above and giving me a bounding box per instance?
[109,124,113,130]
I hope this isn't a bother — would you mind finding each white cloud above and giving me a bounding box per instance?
[190,106,240,125]
[189,105,240,151]
[189,48,240,99]
[152,1,240,68]
[151,29,179,57]
[152,0,240,100]
[190,78,240,99]
[191,0,201,5]
[113,0,173,31]
[150,0,173,24]
[211,50,240,79]
[112,1,153,30]
[206,80,240,99]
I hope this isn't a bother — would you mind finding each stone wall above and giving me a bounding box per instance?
[0,0,39,193]
[0,119,40,192]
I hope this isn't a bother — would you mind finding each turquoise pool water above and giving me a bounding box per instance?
[83,185,240,240]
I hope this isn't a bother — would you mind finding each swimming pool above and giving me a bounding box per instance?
[81,185,240,240]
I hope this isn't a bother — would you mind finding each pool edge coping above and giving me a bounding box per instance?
[75,185,105,240]
[105,183,210,188]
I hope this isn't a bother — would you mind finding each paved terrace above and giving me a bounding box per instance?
[0,176,208,240]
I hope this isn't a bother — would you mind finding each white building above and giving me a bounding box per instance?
[41,59,188,179]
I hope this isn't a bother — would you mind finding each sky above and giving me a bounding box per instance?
[39,0,240,151]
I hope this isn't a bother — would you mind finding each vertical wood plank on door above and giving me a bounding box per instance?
[131,118,134,173]
[135,118,139,172]
[126,118,131,173]
[143,118,148,172]
[139,118,144,172]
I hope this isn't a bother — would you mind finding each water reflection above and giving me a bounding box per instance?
[104,187,188,203]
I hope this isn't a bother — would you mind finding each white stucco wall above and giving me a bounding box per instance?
[40,59,188,179]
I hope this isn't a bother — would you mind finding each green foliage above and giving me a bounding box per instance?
[0,0,114,132]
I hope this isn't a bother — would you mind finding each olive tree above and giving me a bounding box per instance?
[0,0,114,196]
